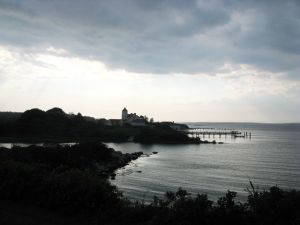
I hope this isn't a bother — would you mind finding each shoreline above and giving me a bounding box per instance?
[0,142,144,179]
[0,136,222,145]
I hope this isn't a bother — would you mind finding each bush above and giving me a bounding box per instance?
[1,144,300,224]
[0,160,121,214]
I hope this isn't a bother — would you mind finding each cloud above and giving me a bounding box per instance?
[1,44,299,122]
[0,0,299,77]
[215,63,300,98]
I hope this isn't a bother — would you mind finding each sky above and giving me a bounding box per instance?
[0,0,300,122]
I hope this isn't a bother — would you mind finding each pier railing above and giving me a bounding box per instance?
[186,128,252,139]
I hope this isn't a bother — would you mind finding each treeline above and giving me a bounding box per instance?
[0,142,142,178]
[0,143,139,215]
[0,107,198,144]
[134,126,200,144]
[103,186,300,225]
[0,108,136,142]
[0,143,299,224]
[0,111,21,123]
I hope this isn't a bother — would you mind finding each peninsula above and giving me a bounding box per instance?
[0,107,215,144]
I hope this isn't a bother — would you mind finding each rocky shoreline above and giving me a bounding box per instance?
[98,151,144,179]
[0,142,144,180]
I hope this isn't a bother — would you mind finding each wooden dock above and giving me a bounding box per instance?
[186,128,252,139]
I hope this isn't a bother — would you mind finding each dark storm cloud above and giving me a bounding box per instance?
[0,0,299,76]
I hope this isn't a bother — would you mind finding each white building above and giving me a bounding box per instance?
[122,107,146,126]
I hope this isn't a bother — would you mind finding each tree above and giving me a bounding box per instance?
[144,115,149,123]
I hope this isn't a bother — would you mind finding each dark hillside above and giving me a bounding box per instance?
[0,112,22,123]
[0,108,131,142]
[0,107,199,144]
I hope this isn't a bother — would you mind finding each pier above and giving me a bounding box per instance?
[186,128,252,139]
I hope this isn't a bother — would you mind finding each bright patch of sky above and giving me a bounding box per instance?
[1,46,299,122]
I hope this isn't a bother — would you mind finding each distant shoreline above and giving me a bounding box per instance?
[0,136,220,145]
[185,122,300,125]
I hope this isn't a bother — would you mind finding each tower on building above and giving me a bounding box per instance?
[122,107,128,121]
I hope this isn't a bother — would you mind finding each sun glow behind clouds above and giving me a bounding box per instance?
[0,46,299,122]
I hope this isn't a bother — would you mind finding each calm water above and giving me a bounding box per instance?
[1,123,299,202]
[108,123,300,202]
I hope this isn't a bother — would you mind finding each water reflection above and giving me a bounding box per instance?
[108,123,300,202]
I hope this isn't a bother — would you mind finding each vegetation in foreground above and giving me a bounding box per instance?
[0,143,299,225]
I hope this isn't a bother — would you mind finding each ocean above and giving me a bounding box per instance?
[108,123,300,202]
[1,123,299,202]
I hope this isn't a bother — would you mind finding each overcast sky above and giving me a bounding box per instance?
[0,0,300,122]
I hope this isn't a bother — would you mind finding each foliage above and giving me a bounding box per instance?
[0,112,21,123]
[0,142,139,177]
[0,142,139,215]
[0,108,133,142]
[0,143,300,224]
[103,186,300,225]
[0,107,197,144]
[0,160,121,214]
[134,126,199,144]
